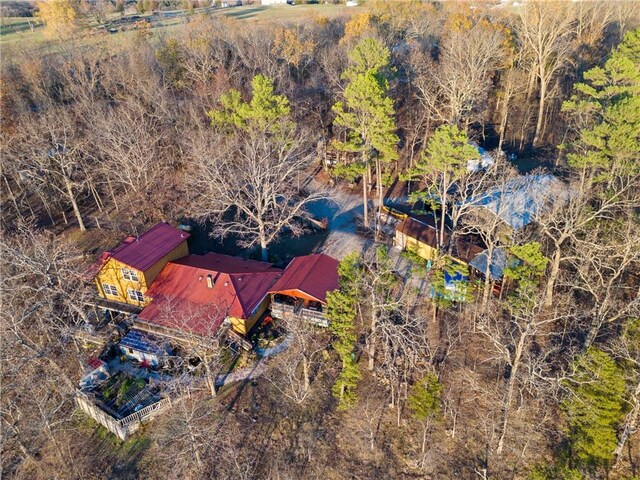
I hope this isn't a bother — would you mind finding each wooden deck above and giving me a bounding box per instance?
[271,302,329,327]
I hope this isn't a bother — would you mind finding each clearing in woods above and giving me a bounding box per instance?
[0,4,354,48]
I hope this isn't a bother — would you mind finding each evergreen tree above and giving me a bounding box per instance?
[408,373,443,466]
[208,74,292,135]
[326,253,362,410]
[408,373,443,421]
[562,28,640,182]
[562,348,626,470]
[527,464,582,480]
[503,241,548,310]
[332,37,399,228]
[403,125,480,248]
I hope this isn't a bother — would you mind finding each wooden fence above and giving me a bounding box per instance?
[76,390,171,441]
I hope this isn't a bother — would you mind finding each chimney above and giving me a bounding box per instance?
[206,274,214,289]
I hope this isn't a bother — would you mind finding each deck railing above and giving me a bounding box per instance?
[271,302,296,318]
[76,389,171,440]
[119,397,171,427]
[271,301,329,327]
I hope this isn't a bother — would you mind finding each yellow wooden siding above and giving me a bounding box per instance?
[395,231,439,261]
[228,296,271,335]
[95,240,189,307]
[95,258,149,307]
[142,241,189,288]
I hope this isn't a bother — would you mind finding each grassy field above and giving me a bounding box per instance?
[0,16,47,45]
[0,4,354,49]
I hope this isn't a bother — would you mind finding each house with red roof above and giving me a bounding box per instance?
[268,254,339,327]
[134,253,282,340]
[95,223,190,308]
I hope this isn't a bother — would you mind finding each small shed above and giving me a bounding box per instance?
[119,329,172,367]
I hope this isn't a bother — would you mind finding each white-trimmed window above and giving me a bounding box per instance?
[122,268,139,282]
[102,283,118,297]
[128,289,145,303]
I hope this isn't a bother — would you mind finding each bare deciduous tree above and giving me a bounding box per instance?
[265,316,329,404]
[189,127,325,261]
[517,1,575,146]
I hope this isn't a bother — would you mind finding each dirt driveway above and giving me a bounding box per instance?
[304,179,374,259]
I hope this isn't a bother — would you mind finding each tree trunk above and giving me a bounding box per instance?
[525,64,537,104]
[376,157,383,218]
[614,380,640,463]
[481,249,494,311]
[106,176,119,211]
[368,333,376,371]
[498,95,510,152]
[188,422,204,470]
[439,175,448,248]
[339,357,347,401]
[63,175,86,231]
[362,173,369,228]
[583,317,604,350]
[302,354,310,393]
[533,73,546,147]
[496,332,526,454]
[260,237,269,262]
[368,303,377,371]
[420,423,429,468]
[544,245,561,308]
[203,356,217,398]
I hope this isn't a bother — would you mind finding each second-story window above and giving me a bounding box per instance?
[122,268,139,282]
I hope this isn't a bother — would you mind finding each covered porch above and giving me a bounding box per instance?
[270,293,329,327]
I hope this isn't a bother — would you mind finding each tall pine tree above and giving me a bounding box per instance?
[332,37,398,228]
[326,253,362,410]
[562,348,626,470]
[562,28,640,183]
[403,125,480,248]
[208,74,293,136]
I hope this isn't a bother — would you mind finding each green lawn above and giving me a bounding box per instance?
[218,3,353,22]
[0,16,47,46]
[0,4,354,50]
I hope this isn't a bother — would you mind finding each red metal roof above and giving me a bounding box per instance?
[107,223,190,272]
[175,252,278,274]
[268,254,339,304]
[138,253,281,337]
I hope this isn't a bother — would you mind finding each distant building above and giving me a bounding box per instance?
[395,215,484,264]
[395,215,443,262]
[261,0,290,5]
[464,174,565,231]
[94,223,190,308]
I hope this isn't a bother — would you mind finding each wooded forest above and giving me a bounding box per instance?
[1,1,639,479]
